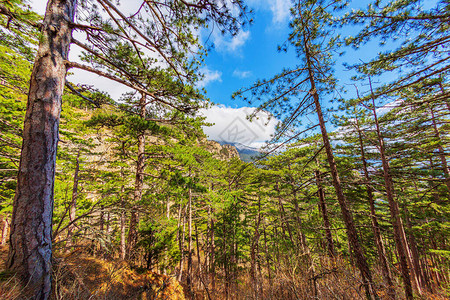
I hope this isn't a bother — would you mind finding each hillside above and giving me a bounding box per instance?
[216,141,261,162]
[0,246,185,300]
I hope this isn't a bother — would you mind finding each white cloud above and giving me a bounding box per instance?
[232,69,252,79]
[247,0,292,24]
[376,99,404,116]
[199,105,278,148]
[269,0,292,23]
[198,67,222,88]
[212,30,250,53]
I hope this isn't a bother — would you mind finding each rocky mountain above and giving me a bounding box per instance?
[202,140,240,160]
[216,141,262,162]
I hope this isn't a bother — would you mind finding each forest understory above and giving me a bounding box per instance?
[1,244,447,300]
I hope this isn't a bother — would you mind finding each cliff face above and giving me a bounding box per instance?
[202,140,240,160]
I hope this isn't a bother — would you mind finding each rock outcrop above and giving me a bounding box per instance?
[202,140,240,160]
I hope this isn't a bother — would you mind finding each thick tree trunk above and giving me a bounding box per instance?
[126,94,146,260]
[314,169,335,258]
[356,122,396,299]
[305,58,378,299]
[67,150,80,249]
[6,1,77,298]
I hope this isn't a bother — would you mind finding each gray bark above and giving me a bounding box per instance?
[6,1,77,298]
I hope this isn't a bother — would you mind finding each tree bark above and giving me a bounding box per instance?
[210,209,216,297]
[304,45,378,299]
[6,1,77,298]
[187,174,193,299]
[368,86,417,300]
[126,93,147,260]
[120,182,126,260]
[251,194,262,299]
[314,169,335,258]
[194,222,202,289]
[1,217,9,246]
[404,205,428,289]
[263,226,273,300]
[67,150,80,249]
[67,150,80,247]
[356,120,396,299]
[178,204,186,282]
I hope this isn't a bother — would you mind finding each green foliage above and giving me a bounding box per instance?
[0,1,38,215]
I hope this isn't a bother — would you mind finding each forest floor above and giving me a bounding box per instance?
[0,246,185,299]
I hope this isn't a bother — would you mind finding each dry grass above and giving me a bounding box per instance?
[0,246,185,300]
[187,255,450,300]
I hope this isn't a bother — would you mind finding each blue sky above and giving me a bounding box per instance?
[199,2,294,108]
[30,0,296,147]
[29,0,415,148]
[198,1,298,147]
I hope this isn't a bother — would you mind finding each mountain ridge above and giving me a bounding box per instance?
[216,141,262,162]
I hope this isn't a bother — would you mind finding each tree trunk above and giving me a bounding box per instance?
[356,120,396,299]
[178,204,186,282]
[251,194,262,299]
[126,93,147,260]
[368,86,417,300]
[314,169,335,258]
[263,226,273,300]
[304,45,378,298]
[187,177,193,299]
[67,150,80,248]
[210,210,216,297]
[120,183,126,260]
[1,217,9,246]
[223,221,229,300]
[275,183,295,246]
[163,196,170,275]
[6,1,77,298]
[292,194,307,253]
[403,199,429,292]
[98,205,104,255]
